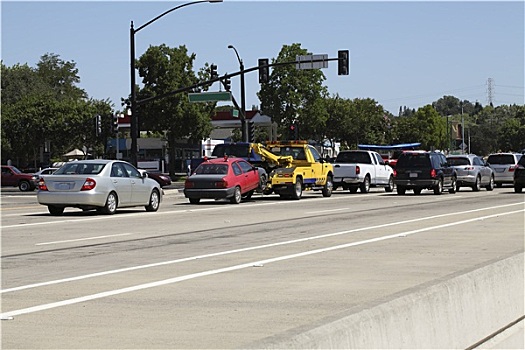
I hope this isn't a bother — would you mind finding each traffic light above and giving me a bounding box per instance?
[95,115,102,136]
[223,77,231,91]
[338,50,349,75]
[210,64,218,80]
[258,58,269,83]
[289,123,299,139]
[248,121,255,142]
[112,114,119,133]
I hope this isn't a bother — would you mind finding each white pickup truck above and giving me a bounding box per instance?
[332,150,394,193]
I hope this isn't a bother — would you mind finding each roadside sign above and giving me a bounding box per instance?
[188,91,231,103]
[231,109,239,118]
[296,54,328,69]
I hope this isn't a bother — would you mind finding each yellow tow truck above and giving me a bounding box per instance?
[251,141,334,199]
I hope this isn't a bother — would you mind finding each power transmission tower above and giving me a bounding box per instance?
[487,78,494,106]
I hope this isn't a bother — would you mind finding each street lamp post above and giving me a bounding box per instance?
[228,45,247,142]
[129,0,222,166]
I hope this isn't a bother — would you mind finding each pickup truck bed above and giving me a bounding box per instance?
[332,150,394,193]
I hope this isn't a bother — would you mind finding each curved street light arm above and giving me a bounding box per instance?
[135,0,221,33]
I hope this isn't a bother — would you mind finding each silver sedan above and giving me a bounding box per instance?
[447,154,494,191]
[37,160,162,215]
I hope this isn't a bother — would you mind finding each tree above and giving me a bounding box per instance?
[36,53,87,101]
[393,105,445,150]
[2,54,110,167]
[257,43,329,141]
[135,44,215,175]
[432,95,476,116]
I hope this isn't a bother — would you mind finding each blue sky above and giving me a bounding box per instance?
[2,1,524,115]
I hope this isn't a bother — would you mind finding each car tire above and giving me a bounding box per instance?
[189,198,200,204]
[101,192,118,215]
[396,186,406,195]
[472,176,481,192]
[322,175,333,197]
[456,185,461,192]
[496,182,503,188]
[230,186,242,204]
[414,188,422,195]
[385,176,394,192]
[360,175,371,193]
[449,177,457,194]
[242,190,254,199]
[349,186,358,194]
[486,176,495,191]
[515,186,523,193]
[19,180,32,192]
[145,189,160,212]
[291,178,303,200]
[258,173,268,192]
[48,205,64,216]
[433,179,443,195]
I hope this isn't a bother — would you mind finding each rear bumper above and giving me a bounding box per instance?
[183,187,236,199]
[333,176,359,185]
[37,191,107,207]
[394,179,439,189]
[456,174,477,186]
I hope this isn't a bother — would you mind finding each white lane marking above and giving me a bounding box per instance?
[0,191,463,228]
[35,233,134,246]
[307,208,350,214]
[2,202,523,295]
[1,208,522,319]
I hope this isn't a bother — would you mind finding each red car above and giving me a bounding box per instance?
[183,156,265,204]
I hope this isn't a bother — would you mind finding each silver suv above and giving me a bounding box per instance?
[447,154,494,191]
[486,153,523,187]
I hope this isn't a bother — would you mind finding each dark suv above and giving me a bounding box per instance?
[394,151,457,195]
[513,155,525,193]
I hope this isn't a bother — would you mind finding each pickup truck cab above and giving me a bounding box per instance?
[1,165,36,191]
[332,150,394,193]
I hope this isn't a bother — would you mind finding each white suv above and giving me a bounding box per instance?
[486,153,523,187]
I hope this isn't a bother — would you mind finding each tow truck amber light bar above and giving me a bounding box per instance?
[266,140,308,146]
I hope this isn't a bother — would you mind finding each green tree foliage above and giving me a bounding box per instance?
[324,95,388,149]
[1,54,111,168]
[135,44,214,175]
[393,105,446,150]
[257,43,328,141]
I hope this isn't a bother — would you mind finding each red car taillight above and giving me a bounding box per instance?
[430,169,437,178]
[81,178,96,191]
[509,165,516,172]
[185,180,194,189]
[38,179,48,191]
[215,178,228,188]
[355,165,361,175]
[393,169,398,177]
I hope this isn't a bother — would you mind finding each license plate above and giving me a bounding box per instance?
[56,182,72,190]
[495,168,505,173]
[409,172,418,178]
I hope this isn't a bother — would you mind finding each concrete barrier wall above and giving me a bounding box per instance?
[251,253,524,349]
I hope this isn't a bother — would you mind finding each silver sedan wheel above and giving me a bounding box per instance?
[145,189,160,212]
[102,192,118,215]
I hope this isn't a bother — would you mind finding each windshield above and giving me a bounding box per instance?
[336,151,372,164]
[212,144,250,158]
[487,154,517,165]
[55,163,106,175]
[195,163,229,175]
[396,153,431,168]
[447,157,470,166]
